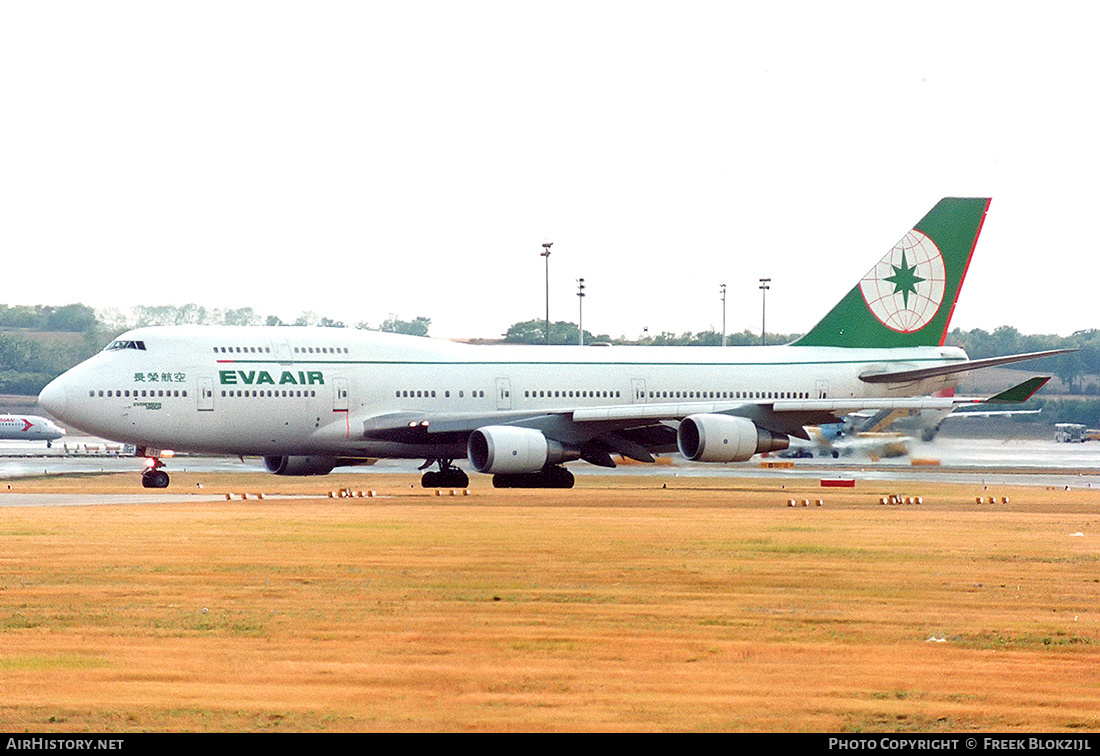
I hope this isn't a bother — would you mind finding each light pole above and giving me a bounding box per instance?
[759,277,771,346]
[720,283,727,347]
[541,242,553,345]
[577,277,585,346]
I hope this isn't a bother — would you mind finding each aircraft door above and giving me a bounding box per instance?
[816,380,829,399]
[333,377,349,412]
[273,338,293,365]
[631,378,647,404]
[495,378,512,411]
[198,377,214,411]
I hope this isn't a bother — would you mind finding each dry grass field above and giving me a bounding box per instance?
[2,469,1099,732]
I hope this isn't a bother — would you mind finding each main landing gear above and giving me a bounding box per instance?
[141,455,170,488]
[419,459,470,488]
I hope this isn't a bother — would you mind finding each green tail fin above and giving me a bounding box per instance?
[792,197,991,348]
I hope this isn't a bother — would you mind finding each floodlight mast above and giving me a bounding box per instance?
[541,242,553,345]
[577,277,585,346]
[720,283,727,347]
[759,277,771,345]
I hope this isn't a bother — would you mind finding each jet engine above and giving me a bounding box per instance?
[677,414,789,463]
[263,455,338,476]
[467,426,579,474]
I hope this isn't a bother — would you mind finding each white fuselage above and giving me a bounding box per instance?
[38,325,967,460]
[0,414,65,442]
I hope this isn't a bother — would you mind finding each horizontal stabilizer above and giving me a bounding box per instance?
[859,349,1073,384]
[984,376,1050,403]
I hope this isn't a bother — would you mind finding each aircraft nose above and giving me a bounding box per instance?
[39,375,68,418]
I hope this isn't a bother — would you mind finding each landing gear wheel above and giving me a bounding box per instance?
[492,465,574,489]
[142,469,170,488]
[420,460,470,488]
[442,467,469,488]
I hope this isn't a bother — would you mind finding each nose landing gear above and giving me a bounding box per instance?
[140,454,170,488]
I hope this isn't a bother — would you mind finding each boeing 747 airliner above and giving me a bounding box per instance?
[39,198,1063,488]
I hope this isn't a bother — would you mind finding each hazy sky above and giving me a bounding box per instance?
[3,2,1097,340]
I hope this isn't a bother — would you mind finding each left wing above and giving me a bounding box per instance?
[355,377,1050,465]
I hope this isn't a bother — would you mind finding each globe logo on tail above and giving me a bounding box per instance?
[859,230,946,333]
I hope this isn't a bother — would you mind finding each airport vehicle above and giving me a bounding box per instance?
[0,413,65,446]
[1055,423,1088,443]
[38,198,1065,489]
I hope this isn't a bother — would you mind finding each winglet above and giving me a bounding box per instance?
[984,376,1050,404]
[793,198,991,348]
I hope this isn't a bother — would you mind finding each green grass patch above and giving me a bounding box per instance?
[0,654,109,670]
[953,629,1093,650]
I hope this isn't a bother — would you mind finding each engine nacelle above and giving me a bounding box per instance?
[467,426,578,474]
[677,414,789,463]
[263,455,337,476]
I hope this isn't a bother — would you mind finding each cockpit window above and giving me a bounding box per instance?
[105,340,147,351]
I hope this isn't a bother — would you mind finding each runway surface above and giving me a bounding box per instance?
[0,434,1095,507]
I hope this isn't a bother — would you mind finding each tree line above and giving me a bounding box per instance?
[501,319,1099,390]
[500,317,801,347]
[95,304,430,336]
[1,303,1096,427]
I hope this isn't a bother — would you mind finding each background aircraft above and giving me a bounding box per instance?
[780,421,912,460]
[0,414,65,447]
[853,386,1045,442]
